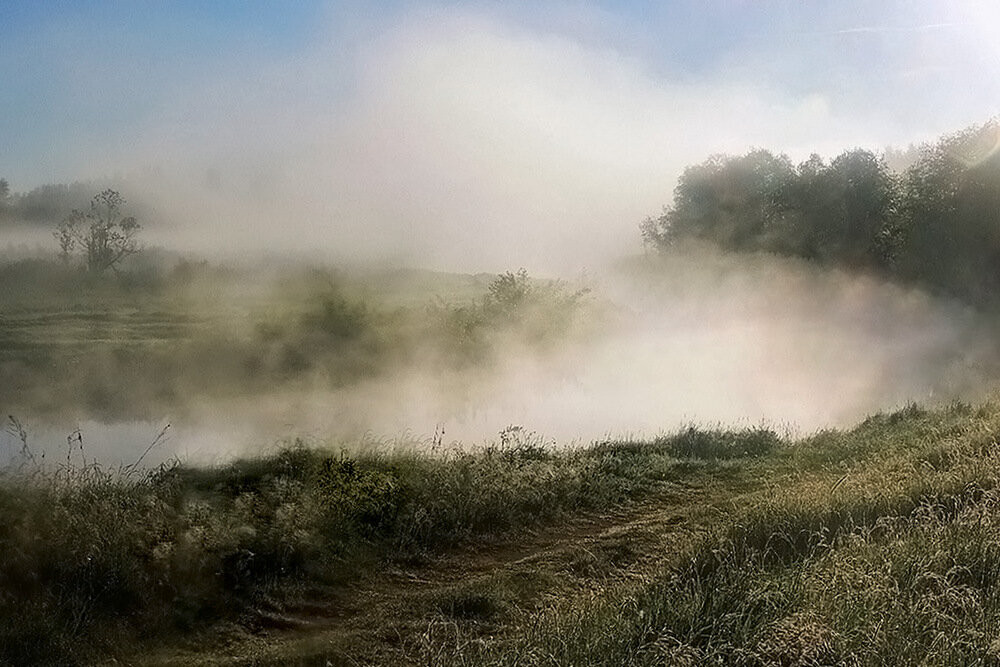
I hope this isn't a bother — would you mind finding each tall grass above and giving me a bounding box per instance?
[445,401,1000,666]
[7,401,998,664]
[0,422,747,664]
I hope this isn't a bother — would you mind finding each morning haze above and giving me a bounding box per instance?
[3,2,1000,664]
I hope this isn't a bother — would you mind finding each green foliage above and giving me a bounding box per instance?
[0,423,701,663]
[300,293,369,340]
[315,456,403,532]
[644,146,902,270]
[645,119,1000,308]
[488,268,533,310]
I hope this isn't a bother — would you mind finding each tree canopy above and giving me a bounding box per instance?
[643,119,1000,307]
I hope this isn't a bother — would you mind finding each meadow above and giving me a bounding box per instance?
[2,249,1000,666]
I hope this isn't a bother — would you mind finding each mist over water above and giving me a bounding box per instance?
[395,246,994,444]
[6,5,1000,466]
[5,242,993,468]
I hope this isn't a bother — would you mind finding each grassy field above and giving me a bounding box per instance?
[447,402,1000,667]
[0,419,766,664]
[3,399,1000,664]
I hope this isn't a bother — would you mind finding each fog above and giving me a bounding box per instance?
[5,5,1000,465]
[89,8,973,274]
[3,242,994,467]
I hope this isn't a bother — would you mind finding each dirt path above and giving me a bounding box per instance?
[129,472,766,666]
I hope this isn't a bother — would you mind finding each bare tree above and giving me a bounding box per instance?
[54,189,141,274]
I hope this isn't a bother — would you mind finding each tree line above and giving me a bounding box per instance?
[642,119,1000,307]
[0,180,97,223]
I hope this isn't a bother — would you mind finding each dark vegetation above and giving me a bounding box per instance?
[657,425,779,459]
[642,119,1000,307]
[426,268,592,364]
[54,189,141,275]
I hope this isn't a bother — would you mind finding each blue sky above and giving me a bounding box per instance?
[3,1,998,188]
[2,1,999,269]
[0,1,334,184]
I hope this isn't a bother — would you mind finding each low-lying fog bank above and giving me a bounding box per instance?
[3,243,995,468]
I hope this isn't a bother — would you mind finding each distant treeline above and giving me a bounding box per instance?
[643,119,1000,307]
[0,179,97,223]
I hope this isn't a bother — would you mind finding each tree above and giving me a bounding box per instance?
[824,149,899,267]
[895,120,1000,303]
[642,150,796,253]
[642,147,902,269]
[640,118,1000,308]
[54,189,141,274]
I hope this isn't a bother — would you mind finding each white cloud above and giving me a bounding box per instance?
[97,6,994,272]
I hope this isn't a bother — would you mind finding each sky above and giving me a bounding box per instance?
[2,1,1000,270]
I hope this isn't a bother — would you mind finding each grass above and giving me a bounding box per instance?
[434,400,1000,666]
[9,400,1000,665]
[2,397,1000,667]
[0,423,740,665]
[654,425,781,459]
